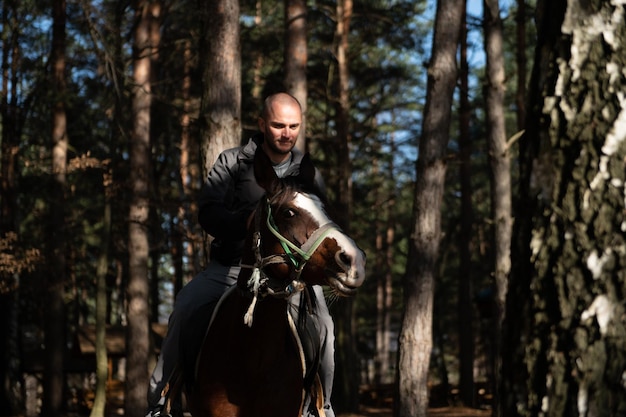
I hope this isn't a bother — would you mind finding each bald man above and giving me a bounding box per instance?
[146,93,336,417]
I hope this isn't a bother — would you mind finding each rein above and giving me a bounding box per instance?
[241,196,340,327]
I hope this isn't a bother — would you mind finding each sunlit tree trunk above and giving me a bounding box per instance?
[43,0,67,414]
[501,0,626,415]
[396,1,463,416]
[126,1,160,416]
[484,0,511,410]
[332,0,359,412]
[458,3,475,407]
[284,0,307,152]
[198,0,241,180]
[89,167,112,417]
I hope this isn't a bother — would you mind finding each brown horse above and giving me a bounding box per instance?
[185,149,366,417]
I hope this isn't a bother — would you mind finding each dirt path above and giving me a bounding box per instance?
[340,406,491,417]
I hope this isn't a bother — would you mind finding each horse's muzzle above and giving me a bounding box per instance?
[328,247,366,295]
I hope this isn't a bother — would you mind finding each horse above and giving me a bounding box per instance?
[183,148,366,417]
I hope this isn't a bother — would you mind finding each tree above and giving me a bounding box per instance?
[0,0,22,411]
[515,0,527,131]
[284,0,308,152]
[396,1,463,416]
[126,1,161,416]
[198,0,241,179]
[89,165,112,417]
[483,0,511,406]
[331,0,361,412]
[43,0,67,414]
[457,3,475,407]
[501,0,626,415]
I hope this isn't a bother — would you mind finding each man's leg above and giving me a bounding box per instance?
[312,286,336,417]
[146,262,240,416]
[293,286,336,417]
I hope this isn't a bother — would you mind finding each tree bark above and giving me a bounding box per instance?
[284,0,308,152]
[0,1,20,411]
[198,0,241,180]
[396,1,463,416]
[89,168,112,417]
[332,0,359,412]
[515,0,527,132]
[458,4,475,407]
[502,0,626,415]
[483,0,511,410]
[43,0,67,414]
[125,2,160,416]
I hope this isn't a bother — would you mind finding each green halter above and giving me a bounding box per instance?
[265,198,339,272]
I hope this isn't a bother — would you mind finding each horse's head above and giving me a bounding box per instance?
[242,148,366,299]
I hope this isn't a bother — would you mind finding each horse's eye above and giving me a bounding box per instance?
[282,208,297,218]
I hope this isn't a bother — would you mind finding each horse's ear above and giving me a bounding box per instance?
[297,153,316,187]
[254,146,279,192]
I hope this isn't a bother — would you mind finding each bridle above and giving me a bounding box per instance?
[240,195,340,327]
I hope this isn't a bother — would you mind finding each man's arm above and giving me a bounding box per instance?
[198,150,249,241]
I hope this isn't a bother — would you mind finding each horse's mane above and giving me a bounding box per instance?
[268,175,326,208]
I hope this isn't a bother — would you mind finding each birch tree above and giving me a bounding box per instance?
[501,0,626,415]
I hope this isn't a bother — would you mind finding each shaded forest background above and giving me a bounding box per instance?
[5,0,520,414]
[8,0,626,417]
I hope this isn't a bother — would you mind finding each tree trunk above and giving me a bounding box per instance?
[501,0,626,415]
[396,1,463,416]
[126,2,160,416]
[515,0,527,132]
[284,0,308,152]
[332,0,359,412]
[483,0,511,409]
[43,0,67,414]
[0,1,20,411]
[198,0,241,180]
[382,137,396,386]
[457,3,475,407]
[177,38,200,285]
[89,168,112,417]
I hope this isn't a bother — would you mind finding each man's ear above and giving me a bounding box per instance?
[253,146,279,192]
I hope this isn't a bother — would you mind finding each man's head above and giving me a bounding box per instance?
[258,93,302,163]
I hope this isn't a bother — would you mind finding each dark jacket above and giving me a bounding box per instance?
[198,133,325,265]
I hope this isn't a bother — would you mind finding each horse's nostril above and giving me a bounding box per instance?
[337,251,352,268]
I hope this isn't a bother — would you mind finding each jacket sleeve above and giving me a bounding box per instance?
[198,150,249,241]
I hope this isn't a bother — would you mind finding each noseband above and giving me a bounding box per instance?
[241,196,340,327]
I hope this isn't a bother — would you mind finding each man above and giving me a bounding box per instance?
[147,93,336,417]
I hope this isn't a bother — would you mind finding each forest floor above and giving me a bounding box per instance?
[88,381,492,417]
[340,406,491,417]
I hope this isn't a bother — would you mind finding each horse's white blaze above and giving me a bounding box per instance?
[294,193,366,288]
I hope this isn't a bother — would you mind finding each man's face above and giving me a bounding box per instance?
[259,102,301,161]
